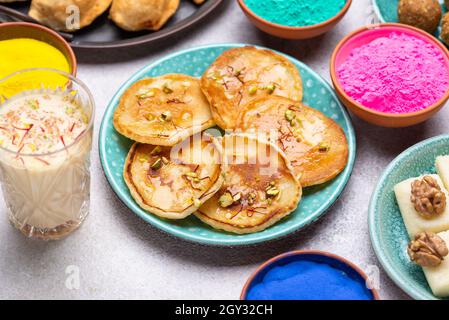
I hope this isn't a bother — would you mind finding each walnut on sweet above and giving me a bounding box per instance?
[408,232,449,268]
[410,176,446,219]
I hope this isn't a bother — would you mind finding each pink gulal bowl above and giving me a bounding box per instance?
[330,23,449,128]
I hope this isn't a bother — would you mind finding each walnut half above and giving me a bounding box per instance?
[410,176,446,219]
[408,232,449,268]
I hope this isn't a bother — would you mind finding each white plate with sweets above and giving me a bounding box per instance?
[99,44,356,246]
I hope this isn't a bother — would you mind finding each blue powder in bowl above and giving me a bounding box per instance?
[247,261,373,300]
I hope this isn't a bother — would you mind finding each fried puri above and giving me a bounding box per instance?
[124,135,224,220]
[110,0,179,31]
[113,74,215,146]
[236,96,348,187]
[195,134,301,234]
[200,46,303,129]
[29,0,112,32]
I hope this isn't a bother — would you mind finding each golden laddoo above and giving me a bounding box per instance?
[441,12,449,46]
[398,0,442,34]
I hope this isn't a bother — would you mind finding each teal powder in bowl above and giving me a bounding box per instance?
[244,0,347,27]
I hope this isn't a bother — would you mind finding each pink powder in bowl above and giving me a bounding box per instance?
[337,32,449,114]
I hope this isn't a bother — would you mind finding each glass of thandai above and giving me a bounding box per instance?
[0,68,95,240]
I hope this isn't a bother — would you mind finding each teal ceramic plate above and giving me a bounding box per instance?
[373,0,447,42]
[369,135,449,300]
[99,44,356,246]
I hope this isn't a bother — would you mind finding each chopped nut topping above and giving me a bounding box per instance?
[185,172,198,178]
[150,146,162,156]
[266,182,280,198]
[248,86,258,95]
[136,90,155,99]
[408,232,449,267]
[162,84,173,94]
[161,111,172,121]
[285,109,296,124]
[150,158,163,171]
[161,156,169,164]
[233,192,242,202]
[266,84,276,94]
[247,192,257,206]
[318,142,330,153]
[139,155,149,163]
[218,192,234,208]
[193,199,202,207]
[411,176,446,219]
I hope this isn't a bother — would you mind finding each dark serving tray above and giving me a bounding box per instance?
[1,0,223,49]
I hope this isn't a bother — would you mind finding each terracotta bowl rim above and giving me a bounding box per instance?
[237,0,352,31]
[240,250,381,300]
[0,22,77,76]
[330,22,449,119]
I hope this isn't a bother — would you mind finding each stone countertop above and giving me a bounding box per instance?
[1,0,425,300]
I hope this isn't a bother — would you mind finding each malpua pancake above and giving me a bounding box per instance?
[114,74,215,146]
[195,134,301,234]
[124,134,224,219]
[236,96,348,187]
[200,46,303,130]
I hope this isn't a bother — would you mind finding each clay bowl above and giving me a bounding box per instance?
[240,250,380,300]
[330,23,449,128]
[237,0,352,40]
[0,22,77,76]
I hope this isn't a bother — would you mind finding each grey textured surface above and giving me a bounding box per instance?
[0,0,425,300]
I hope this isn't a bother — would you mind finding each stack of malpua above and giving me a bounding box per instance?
[113,46,349,234]
[395,156,449,297]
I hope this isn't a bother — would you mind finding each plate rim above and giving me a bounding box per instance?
[368,134,449,300]
[99,43,356,246]
[371,0,386,24]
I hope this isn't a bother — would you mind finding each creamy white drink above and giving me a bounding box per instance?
[0,90,93,240]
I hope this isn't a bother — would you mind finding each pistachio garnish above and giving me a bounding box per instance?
[185,172,198,178]
[150,146,162,155]
[218,192,234,208]
[29,100,39,110]
[248,86,258,95]
[285,109,296,122]
[233,192,242,202]
[318,142,330,153]
[266,84,276,94]
[161,111,172,121]
[161,156,169,165]
[193,199,202,207]
[136,90,155,99]
[266,182,280,198]
[139,155,149,163]
[162,84,173,94]
[266,188,280,197]
[248,192,257,206]
[150,158,163,170]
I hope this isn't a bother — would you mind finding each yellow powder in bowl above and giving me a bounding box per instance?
[0,38,71,98]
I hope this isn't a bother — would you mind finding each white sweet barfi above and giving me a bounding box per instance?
[394,175,449,237]
[423,231,449,298]
[436,156,449,190]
